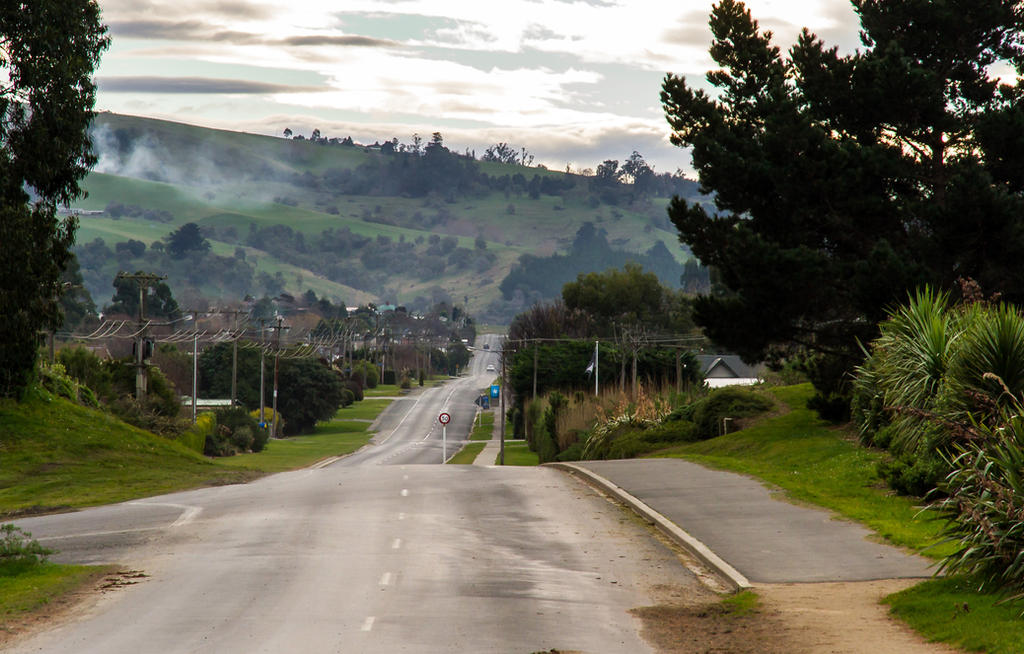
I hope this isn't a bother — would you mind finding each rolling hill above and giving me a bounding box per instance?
[70,113,705,323]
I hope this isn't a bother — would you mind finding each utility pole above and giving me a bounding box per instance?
[192,314,199,424]
[116,272,165,402]
[218,309,247,406]
[499,339,506,465]
[259,319,266,426]
[270,316,288,438]
[532,342,538,401]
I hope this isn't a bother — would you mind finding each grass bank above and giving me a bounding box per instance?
[216,399,389,472]
[500,442,539,466]
[448,442,486,464]
[0,564,111,634]
[0,391,258,517]
[0,390,394,514]
[448,410,493,464]
[656,383,1024,652]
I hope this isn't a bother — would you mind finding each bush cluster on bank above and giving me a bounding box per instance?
[521,384,774,463]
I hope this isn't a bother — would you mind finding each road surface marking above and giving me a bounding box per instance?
[362,617,375,632]
[392,538,402,550]
[128,501,203,527]
[400,489,409,497]
[37,526,163,541]
[311,456,342,469]
[403,474,409,480]
[380,572,392,586]
[377,392,430,445]
[398,512,406,520]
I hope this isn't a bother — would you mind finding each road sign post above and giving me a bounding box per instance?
[439,412,451,462]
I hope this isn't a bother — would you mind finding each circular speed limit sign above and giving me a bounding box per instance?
[438,412,451,425]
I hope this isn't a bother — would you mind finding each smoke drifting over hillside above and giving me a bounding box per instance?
[89,123,264,189]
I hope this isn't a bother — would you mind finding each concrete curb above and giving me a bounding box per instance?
[548,462,752,591]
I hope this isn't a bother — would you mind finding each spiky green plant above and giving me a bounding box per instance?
[855,287,962,454]
[931,406,1024,601]
[944,303,1024,423]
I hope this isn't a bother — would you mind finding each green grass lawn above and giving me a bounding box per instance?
[214,400,389,472]
[364,384,402,397]
[0,391,258,516]
[0,390,394,514]
[447,442,487,465]
[470,411,494,440]
[0,563,110,627]
[499,442,539,466]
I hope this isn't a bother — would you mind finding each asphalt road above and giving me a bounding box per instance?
[5,335,703,653]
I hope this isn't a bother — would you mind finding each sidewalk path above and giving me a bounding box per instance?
[473,438,500,466]
[553,459,934,586]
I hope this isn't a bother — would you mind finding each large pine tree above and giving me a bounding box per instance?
[662,0,1024,397]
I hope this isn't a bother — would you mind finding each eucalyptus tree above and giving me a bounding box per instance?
[0,1,109,396]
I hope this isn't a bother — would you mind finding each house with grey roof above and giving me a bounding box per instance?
[695,354,762,388]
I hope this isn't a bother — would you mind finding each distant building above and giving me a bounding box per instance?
[696,354,762,388]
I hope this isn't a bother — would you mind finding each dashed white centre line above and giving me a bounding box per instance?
[400,489,409,497]
[392,538,402,550]
[362,616,375,632]
[398,512,406,521]
[380,572,392,586]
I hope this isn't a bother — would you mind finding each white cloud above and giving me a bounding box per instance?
[94,0,864,172]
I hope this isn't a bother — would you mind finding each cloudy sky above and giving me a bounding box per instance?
[93,0,863,175]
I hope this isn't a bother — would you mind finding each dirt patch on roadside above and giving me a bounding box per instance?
[0,568,144,649]
[633,579,961,654]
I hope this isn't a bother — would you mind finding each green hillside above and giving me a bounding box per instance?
[72,113,704,322]
[0,391,258,515]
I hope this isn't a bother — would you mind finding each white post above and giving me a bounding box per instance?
[594,340,599,396]
[442,425,447,462]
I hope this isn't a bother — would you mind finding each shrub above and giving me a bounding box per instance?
[931,408,1024,599]
[214,407,264,453]
[344,380,363,402]
[688,386,774,440]
[340,387,355,407]
[57,346,113,400]
[0,524,52,575]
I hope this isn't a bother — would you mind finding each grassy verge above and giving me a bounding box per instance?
[0,564,110,627]
[470,411,494,440]
[883,578,1024,654]
[363,384,402,397]
[447,410,493,464]
[499,442,539,466]
[656,383,1024,652]
[448,442,487,465]
[0,391,395,513]
[215,399,390,472]
[0,391,258,516]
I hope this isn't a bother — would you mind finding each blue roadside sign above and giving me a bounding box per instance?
[490,384,500,399]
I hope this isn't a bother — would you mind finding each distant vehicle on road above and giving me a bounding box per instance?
[486,364,495,372]
[483,343,490,350]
